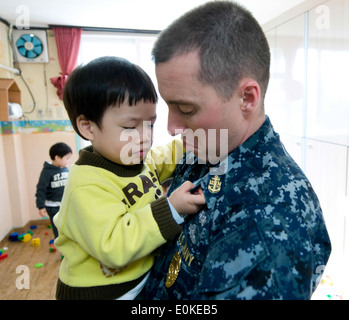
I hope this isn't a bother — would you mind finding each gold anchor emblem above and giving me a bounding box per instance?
[208,175,222,194]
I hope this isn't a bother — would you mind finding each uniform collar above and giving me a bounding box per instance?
[189,116,274,209]
[235,115,273,156]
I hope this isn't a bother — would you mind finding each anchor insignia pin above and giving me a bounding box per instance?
[208,175,222,194]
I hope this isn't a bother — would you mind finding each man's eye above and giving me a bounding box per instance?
[178,105,194,115]
[123,127,135,130]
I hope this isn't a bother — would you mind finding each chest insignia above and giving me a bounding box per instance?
[208,175,222,194]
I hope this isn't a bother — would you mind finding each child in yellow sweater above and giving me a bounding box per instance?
[54,56,205,300]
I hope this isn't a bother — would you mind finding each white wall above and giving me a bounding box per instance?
[264,0,349,299]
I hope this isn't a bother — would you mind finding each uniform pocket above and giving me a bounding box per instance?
[198,219,268,294]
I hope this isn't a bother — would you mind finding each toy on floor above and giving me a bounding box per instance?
[9,232,19,241]
[20,233,31,243]
[10,230,35,242]
[0,248,8,261]
[32,238,41,247]
[313,275,344,300]
[0,253,8,261]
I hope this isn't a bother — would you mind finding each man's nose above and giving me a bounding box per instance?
[167,110,186,136]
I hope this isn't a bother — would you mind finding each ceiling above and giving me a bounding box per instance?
[0,0,307,30]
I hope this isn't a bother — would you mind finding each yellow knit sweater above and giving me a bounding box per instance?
[54,140,183,299]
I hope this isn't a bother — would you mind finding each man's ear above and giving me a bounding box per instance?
[76,115,95,141]
[239,78,261,117]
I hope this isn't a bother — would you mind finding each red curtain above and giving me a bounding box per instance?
[50,27,82,100]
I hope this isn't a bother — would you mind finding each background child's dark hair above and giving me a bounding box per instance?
[49,142,73,160]
[63,56,158,140]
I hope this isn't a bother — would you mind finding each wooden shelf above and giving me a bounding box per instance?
[0,78,21,121]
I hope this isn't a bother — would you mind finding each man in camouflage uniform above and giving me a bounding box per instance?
[144,1,331,300]
[145,116,331,299]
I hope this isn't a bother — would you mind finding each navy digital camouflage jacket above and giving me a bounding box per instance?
[144,116,331,300]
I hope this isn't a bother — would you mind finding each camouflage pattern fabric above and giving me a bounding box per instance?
[144,116,331,300]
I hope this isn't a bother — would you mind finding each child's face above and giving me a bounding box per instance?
[54,153,72,168]
[91,101,157,165]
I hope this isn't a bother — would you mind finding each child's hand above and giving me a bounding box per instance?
[168,181,206,215]
[38,208,47,218]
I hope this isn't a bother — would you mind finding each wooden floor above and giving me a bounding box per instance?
[0,220,61,300]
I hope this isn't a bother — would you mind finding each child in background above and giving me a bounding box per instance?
[35,142,72,238]
[54,56,205,300]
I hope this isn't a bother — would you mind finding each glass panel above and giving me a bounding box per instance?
[265,14,305,137]
[307,0,349,145]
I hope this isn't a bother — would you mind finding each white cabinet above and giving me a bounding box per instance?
[305,140,347,256]
[279,133,304,169]
[305,140,349,294]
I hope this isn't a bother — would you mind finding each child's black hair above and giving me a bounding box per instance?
[63,56,158,140]
[49,142,73,160]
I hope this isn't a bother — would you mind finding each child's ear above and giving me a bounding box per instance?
[76,115,95,141]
